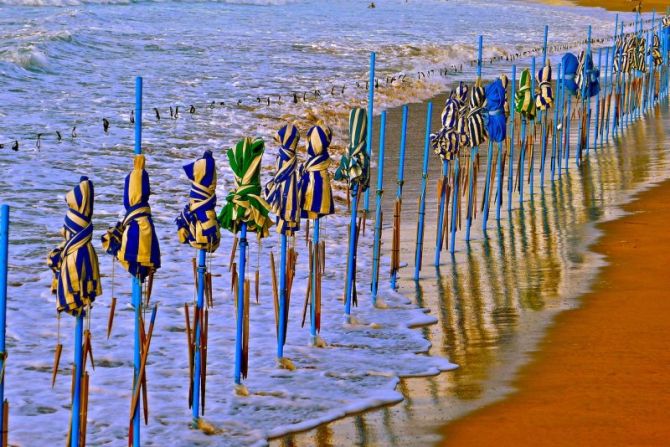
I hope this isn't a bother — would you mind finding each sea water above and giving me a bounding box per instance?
[0,0,658,446]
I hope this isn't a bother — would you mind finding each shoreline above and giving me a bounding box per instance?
[440,176,670,445]
[569,0,669,13]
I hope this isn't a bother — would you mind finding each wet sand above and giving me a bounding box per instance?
[570,0,669,13]
[441,178,670,445]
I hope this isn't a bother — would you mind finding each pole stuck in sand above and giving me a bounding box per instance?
[0,205,9,446]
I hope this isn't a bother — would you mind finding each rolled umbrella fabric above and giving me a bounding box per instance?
[218,137,272,237]
[634,37,647,73]
[576,50,600,99]
[430,98,460,160]
[265,124,302,235]
[467,81,488,147]
[485,78,507,143]
[176,150,220,252]
[651,33,663,67]
[335,109,369,196]
[48,176,102,315]
[102,155,161,281]
[454,81,471,147]
[300,123,335,219]
[535,61,554,110]
[515,68,536,120]
[663,15,670,29]
[622,35,636,73]
[613,37,624,74]
[499,74,510,118]
[562,53,579,96]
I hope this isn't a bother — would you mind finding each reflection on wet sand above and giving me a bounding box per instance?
[271,97,669,447]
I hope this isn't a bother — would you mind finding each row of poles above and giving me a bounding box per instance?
[0,8,669,447]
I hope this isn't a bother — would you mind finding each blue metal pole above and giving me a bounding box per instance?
[371,111,386,303]
[601,46,609,147]
[192,249,206,424]
[71,313,83,447]
[482,140,493,233]
[465,36,483,241]
[279,235,288,352]
[577,27,591,163]
[564,94,571,169]
[551,63,562,181]
[344,186,359,321]
[310,221,318,340]
[508,65,516,211]
[519,118,527,205]
[434,159,449,266]
[494,142,503,222]
[234,223,247,384]
[414,103,432,280]
[607,14,619,141]
[449,158,460,255]
[557,61,565,177]
[0,205,8,444]
[614,21,624,136]
[539,26,549,187]
[363,52,376,214]
[131,75,142,447]
[585,26,593,157]
[593,47,602,151]
[529,56,536,197]
[543,25,549,66]
[391,105,408,290]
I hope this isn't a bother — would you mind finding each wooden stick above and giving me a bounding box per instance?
[201,308,208,415]
[51,343,62,389]
[270,252,279,336]
[228,237,238,272]
[184,303,193,408]
[106,297,117,340]
[79,372,89,447]
[301,240,313,327]
[2,400,7,447]
[138,316,149,425]
[146,272,154,304]
[191,257,198,291]
[254,269,260,305]
[129,305,158,421]
[83,330,95,370]
[242,280,250,380]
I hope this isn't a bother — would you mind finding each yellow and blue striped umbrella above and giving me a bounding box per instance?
[47,176,102,315]
[218,137,272,237]
[651,33,663,67]
[335,109,369,195]
[467,80,488,147]
[176,150,220,252]
[301,123,335,218]
[101,155,161,281]
[535,61,554,110]
[430,97,460,160]
[265,124,302,234]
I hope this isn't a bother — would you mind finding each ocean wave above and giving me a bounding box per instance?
[0,47,50,71]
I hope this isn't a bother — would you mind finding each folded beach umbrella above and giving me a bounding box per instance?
[264,124,303,360]
[485,78,507,143]
[499,74,510,118]
[634,37,647,73]
[515,68,536,120]
[430,98,461,160]
[335,111,368,197]
[664,15,670,28]
[218,137,272,237]
[454,82,471,147]
[265,124,302,235]
[613,37,624,74]
[651,33,663,67]
[102,155,161,281]
[623,35,636,74]
[176,150,220,419]
[336,109,368,318]
[576,50,600,99]
[47,176,101,445]
[300,124,335,219]
[48,176,102,315]
[467,81,488,147]
[176,150,220,251]
[535,61,554,111]
[561,53,579,97]
[219,137,271,384]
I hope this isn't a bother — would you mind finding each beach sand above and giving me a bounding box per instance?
[441,179,670,445]
[570,0,669,13]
